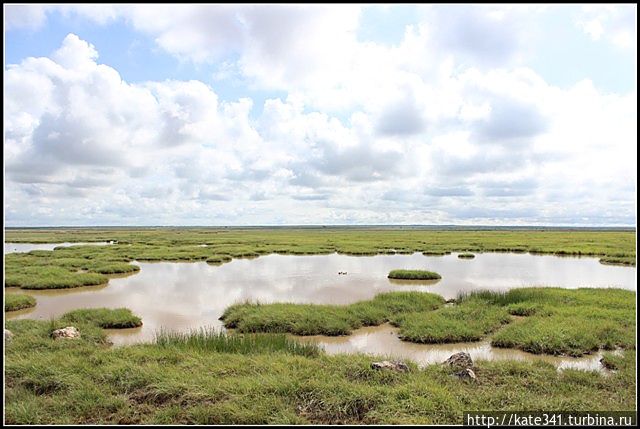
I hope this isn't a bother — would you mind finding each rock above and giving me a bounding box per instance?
[444,352,473,370]
[456,368,477,380]
[52,326,81,340]
[445,299,457,304]
[371,360,409,372]
[5,329,14,342]
[599,357,618,370]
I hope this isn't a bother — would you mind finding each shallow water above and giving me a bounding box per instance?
[5,241,114,254]
[5,251,635,368]
[293,323,612,372]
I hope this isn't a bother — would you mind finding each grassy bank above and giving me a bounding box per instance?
[60,308,143,329]
[221,292,445,336]
[4,316,636,424]
[458,288,636,357]
[5,227,636,261]
[387,269,441,280]
[5,293,36,312]
[396,302,511,343]
[599,255,636,266]
[222,287,636,356]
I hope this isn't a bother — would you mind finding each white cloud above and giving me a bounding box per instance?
[576,5,637,50]
[4,5,637,226]
[4,4,49,30]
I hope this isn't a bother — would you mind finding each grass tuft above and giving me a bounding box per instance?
[61,308,143,329]
[5,294,36,312]
[155,327,320,357]
[387,270,441,280]
[457,253,475,259]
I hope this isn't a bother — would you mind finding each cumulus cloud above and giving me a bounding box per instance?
[4,5,637,226]
[424,5,526,67]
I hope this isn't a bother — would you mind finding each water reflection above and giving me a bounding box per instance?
[4,252,635,368]
[5,242,114,254]
[294,324,612,372]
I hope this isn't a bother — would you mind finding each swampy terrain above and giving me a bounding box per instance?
[3,227,637,424]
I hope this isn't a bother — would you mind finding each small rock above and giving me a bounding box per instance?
[5,329,14,342]
[444,352,473,370]
[599,357,618,370]
[52,326,81,340]
[456,368,477,380]
[371,360,409,372]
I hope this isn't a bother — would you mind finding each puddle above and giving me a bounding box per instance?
[5,241,115,254]
[4,252,635,369]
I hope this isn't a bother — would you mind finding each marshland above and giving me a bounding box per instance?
[3,227,637,424]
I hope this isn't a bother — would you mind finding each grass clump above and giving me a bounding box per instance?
[422,251,450,256]
[60,308,143,329]
[599,256,636,266]
[155,327,320,357]
[4,266,108,290]
[458,253,475,259]
[80,262,140,275]
[506,302,541,316]
[387,269,441,280]
[490,312,634,357]
[395,301,512,343]
[457,288,636,357]
[5,294,36,312]
[221,292,445,336]
[206,255,233,264]
[600,352,624,370]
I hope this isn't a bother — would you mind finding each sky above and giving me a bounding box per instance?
[3,4,637,226]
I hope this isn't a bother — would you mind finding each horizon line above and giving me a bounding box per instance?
[3,224,637,230]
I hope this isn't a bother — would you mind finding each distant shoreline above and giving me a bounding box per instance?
[4,225,636,231]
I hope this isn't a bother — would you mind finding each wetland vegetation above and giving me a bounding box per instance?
[221,292,445,336]
[5,293,36,312]
[4,228,634,291]
[4,314,636,424]
[60,308,143,329]
[387,269,441,280]
[3,227,637,424]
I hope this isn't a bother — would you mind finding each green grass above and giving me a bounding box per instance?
[505,302,542,316]
[458,253,475,259]
[206,255,233,264]
[221,287,636,354]
[421,250,451,256]
[5,293,36,312]
[4,266,108,290]
[221,292,445,336]
[155,327,320,357]
[456,288,636,357]
[599,351,625,370]
[395,301,512,343]
[599,256,636,266]
[4,228,635,289]
[5,227,635,261]
[79,262,140,275]
[387,269,441,280]
[2,228,636,423]
[60,308,143,329]
[4,316,636,424]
